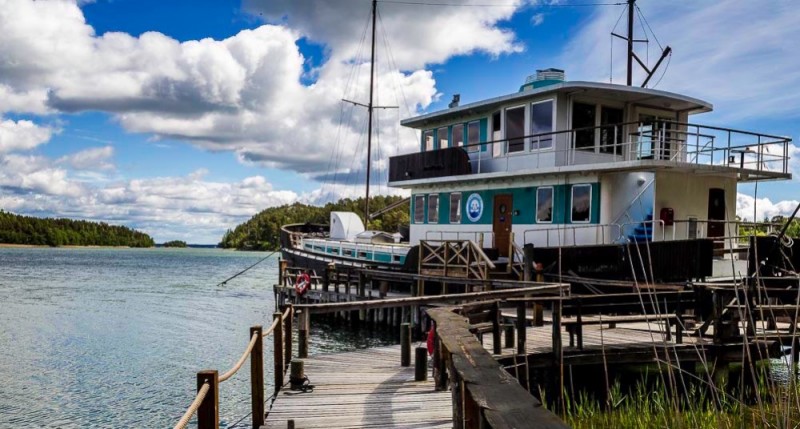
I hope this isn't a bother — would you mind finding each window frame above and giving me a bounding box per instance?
[436,127,448,149]
[427,194,440,224]
[529,98,555,151]
[570,184,592,224]
[423,130,434,151]
[449,192,462,224]
[466,120,480,152]
[413,195,425,223]
[504,104,526,153]
[536,186,554,224]
[451,124,465,148]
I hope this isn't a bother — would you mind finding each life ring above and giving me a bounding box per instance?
[295,273,311,296]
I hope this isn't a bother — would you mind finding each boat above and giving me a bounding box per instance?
[280,1,794,285]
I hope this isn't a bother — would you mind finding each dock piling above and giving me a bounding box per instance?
[298,310,309,358]
[273,312,284,391]
[284,307,293,367]
[196,370,219,429]
[415,347,427,381]
[249,326,264,429]
[401,323,411,367]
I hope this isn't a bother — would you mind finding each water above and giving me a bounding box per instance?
[0,248,392,428]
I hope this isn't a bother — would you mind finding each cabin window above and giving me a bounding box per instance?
[423,130,434,151]
[467,121,480,152]
[427,194,439,223]
[414,195,425,223]
[505,106,525,153]
[600,107,624,154]
[437,127,448,149]
[530,99,554,150]
[449,193,462,223]
[344,249,354,257]
[392,254,401,263]
[492,111,502,157]
[536,187,553,223]
[571,184,592,223]
[358,251,368,258]
[452,124,464,147]
[573,102,596,150]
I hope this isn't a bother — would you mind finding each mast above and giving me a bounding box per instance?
[365,0,377,225]
[626,0,634,86]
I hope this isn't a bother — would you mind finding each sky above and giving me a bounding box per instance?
[0,0,798,244]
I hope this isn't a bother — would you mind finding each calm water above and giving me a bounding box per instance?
[0,248,392,428]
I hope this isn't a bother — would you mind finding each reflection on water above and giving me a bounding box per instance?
[0,248,391,428]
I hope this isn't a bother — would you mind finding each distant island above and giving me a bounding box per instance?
[219,196,409,251]
[0,210,154,247]
[162,240,187,248]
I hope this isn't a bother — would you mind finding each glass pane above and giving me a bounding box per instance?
[531,100,553,150]
[423,130,434,151]
[452,124,464,147]
[427,194,439,223]
[536,187,553,223]
[467,121,480,152]
[573,103,595,150]
[437,128,448,149]
[571,185,591,222]
[600,107,623,154]
[414,195,425,223]
[449,193,462,223]
[505,106,525,153]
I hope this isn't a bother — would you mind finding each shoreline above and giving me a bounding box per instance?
[0,243,136,249]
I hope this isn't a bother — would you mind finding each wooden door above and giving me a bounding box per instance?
[493,194,513,257]
[707,188,726,239]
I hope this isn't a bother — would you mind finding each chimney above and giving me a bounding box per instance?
[448,94,460,108]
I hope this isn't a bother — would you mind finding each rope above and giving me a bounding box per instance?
[219,333,259,383]
[216,250,278,287]
[262,316,281,338]
[173,382,210,429]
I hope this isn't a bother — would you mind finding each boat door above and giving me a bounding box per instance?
[493,194,513,257]
[707,188,726,240]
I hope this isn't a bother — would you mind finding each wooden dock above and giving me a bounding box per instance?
[264,345,452,428]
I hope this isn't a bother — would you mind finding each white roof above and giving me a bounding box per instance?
[329,212,365,241]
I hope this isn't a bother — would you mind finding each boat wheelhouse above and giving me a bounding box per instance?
[388,69,792,277]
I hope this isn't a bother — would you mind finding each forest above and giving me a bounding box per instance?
[162,240,188,248]
[219,195,409,251]
[0,210,155,247]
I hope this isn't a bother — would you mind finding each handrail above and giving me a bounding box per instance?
[173,382,210,429]
[522,223,622,247]
[219,333,259,382]
[611,176,655,226]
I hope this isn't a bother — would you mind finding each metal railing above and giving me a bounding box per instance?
[523,223,623,247]
[425,230,495,248]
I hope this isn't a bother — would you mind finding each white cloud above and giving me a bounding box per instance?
[0,119,53,154]
[531,13,544,26]
[736,193,799,222]
[57,145,114,171]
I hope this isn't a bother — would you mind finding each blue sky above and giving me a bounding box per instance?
[0,0,798,243]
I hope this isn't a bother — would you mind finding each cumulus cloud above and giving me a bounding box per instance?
[0,119,54,154]
[57,145,114,171]
[737,193,799,222]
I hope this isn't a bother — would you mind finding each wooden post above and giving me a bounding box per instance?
[284,307,293,367]
[298,310,309,359]
[250,326,264,429]
[197,370,219,429]
[504,324,515,349]
[379,280,389,298]
[273,312,284,391]
[448,359,463,428]
[287,420,295,429]
[278,259,287,286]
[433,332,448,391]
[492,301,501,355]
[533,303,544,327]
[415,347,428,381]
[552,302,562,359]
[712,291,723,345]
[523,243,534,281]
[516,302,527,354]
[506,232,514,274]
[322,267,329,292]
[576,298,583,350]
[290,360,305,390]
[401,322,411,367]
[358,271,366,298]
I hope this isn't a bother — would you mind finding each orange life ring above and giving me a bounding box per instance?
[295,273,311,296]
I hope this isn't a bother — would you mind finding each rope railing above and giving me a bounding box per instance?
[172,305,295,429]
[219,333,259,383]
[173,382,210,429]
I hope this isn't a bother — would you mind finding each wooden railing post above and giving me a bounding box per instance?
[516,301,527,354]
[197,370,219,429]
[278,259,287,286]
[552,302,562,359]
[401,322,411,367]
[273,312,284,391]
[284,307,293,368]
[298,310,309,358]
[492,301,501,355]
[250,326,264,429]
[415,347,428,381]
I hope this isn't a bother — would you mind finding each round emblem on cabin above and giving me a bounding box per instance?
[466,193,483,222]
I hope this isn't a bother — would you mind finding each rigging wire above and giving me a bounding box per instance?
[636,4,663,50]
[608,3,627,84]
[378,0,623,7]
[216,250,278,287]
[650,50,671,89]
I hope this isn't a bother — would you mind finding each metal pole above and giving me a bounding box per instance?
[364,0,377,224]
[627,0,635,86]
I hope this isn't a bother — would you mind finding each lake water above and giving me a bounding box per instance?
[0,248,392,428]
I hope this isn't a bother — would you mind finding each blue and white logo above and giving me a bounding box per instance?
[466,193,483,222]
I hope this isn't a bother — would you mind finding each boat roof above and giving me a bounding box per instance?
[401,81,713,128]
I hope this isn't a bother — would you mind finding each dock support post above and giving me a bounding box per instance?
[415,347,428,381]
[197,370,219,429]
[379,280,389,298]
[433,331,448,390]
[401,323,411,367]
[273,312,284,391]
[322,267,329,292]
[358,271,366,298]
[516,302,527,354]
[284,307,293,367]
[552,302,562,358]
[448,359,463,428]
[290,360,305,390]
[492,301,501,355]
[523,243,534,281]
[278,259,287,286]
[299,310,309,359]
[504,324,515,349]
[250,326,264,429]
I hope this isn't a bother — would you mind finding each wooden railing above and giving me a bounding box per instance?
[172,306,294,429]
[419,240,496,280]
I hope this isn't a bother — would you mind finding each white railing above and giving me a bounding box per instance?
[424,230,495,248]
[522,223,622,247]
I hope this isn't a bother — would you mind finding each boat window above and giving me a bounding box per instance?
[600,107,624,154]
[492,111,502,157]
[505,106,525,153]
[536,187,553,223]
[573,102,596,150]
[393,254,401,263]
[344,249,354,256]
[427,194,439,223]
[452,124,464,147]
[449,193,462,223]
[437,127,448,149]
[467,121,480,152]
[414,195,425,223]
[571,184,592,223]
[530,100,554,150]
[358,251,368,258]
[423,130,434,151]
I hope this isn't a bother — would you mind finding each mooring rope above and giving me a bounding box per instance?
[262,316,281,338]
[218,333,260,383]
[173,382,210,429]
[216,250,278,287]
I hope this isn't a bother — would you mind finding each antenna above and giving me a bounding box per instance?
[611,0,671,87]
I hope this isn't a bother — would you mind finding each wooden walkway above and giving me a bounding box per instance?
[264,345,452,428]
